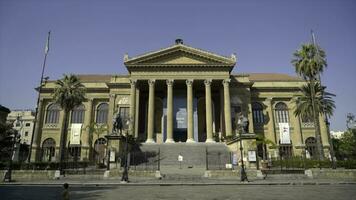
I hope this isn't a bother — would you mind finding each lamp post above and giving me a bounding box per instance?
[121,119,131,183]
[237,115,248,182]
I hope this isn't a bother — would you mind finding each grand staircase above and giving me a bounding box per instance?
[137,143,232,177]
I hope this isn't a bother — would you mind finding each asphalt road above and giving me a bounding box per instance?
[1,185,356,200]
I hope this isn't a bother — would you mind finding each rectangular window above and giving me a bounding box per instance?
[25,132,28,136]
[25,123,31,127]
[119,107,130,130]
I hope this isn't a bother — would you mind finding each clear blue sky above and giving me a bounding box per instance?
[0,0,355,131]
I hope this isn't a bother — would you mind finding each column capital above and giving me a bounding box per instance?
[88,98,94,102]
[222,79,231,85]
[204,79,212,86]
[186,79,194,86]
[148,79,156,85]
[130,79,137,85]
[166,79,174,86]
[109,94,116,99]
[265,97,273,102]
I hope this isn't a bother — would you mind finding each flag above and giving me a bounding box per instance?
[45,31,51,54]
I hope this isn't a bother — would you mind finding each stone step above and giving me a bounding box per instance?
[136,143,232,168]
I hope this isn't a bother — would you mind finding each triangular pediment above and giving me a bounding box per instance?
[124,43,236,67]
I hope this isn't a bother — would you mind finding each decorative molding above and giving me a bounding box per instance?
[124,53,129,62]
[148,79,156,86]
[117,96,129,105]
[166,79,174,86]
[204,79,212,86]
[186,79,194,86]
[130,79,137,86]
[222,78,231,86]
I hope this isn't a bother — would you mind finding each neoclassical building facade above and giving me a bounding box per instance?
[30,40,330,163]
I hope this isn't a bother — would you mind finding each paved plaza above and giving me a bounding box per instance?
[1,184,356,200]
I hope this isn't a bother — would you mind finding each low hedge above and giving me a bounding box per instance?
[271,157,356,169]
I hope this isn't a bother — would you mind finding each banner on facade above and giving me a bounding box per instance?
[279,123,291,144]
[70,123,82,145]
[248,150,257,162]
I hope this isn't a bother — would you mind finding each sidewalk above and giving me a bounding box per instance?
[2,176,356,186]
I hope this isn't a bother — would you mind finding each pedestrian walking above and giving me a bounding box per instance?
[62,183,70,200]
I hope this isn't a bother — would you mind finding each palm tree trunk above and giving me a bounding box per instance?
[59,109,69,175]
[310,79,324,160]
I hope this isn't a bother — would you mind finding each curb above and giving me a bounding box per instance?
[1,181,356,186]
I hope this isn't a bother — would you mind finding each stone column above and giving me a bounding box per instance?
[108,94,116,133]
[291,98,303,146]
[186,79,195,142]
[223,79,232,136]
[31,99,44,162]
[166,79,174,143]
[134,87,140,138]
[129,79,136,135]
[205,79,214,143]
[146,79,155,143]
[265,98,276,144]
[83,98,93,160]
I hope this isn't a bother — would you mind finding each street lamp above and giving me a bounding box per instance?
[237,115,248,182]
[121,119,131,183]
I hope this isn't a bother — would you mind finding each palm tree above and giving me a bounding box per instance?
[294,82,335,160]
[53,74,85,175]
[294,82,335,119]
[292,43,327,160]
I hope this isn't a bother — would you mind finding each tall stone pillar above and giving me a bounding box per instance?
[83,98,93,160]
[166,79,174,143]
[205,79,214,143]
[146,79,155,143]
[291,98,303,146]
[129,79,136,135]
[108,94,116,133]
[134,87,140,138]
[186,79,195,142]
[31,99,44,162]
[265,98,276,143]
[223,79,232,136]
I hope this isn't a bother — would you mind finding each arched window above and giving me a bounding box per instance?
[305,137,317,159]
[71,104,85,123]
[42,138,56,162]
[96,103,108,124]
[45,103,60,124]
[252,102,264,125]
[275,102,289,123]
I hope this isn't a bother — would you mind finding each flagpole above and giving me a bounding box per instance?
[28,31,51,163]
[311,30,336,169]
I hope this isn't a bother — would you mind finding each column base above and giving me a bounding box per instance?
[205,138,215,143]
[165,138,175,143]
[186,138,195,143]
[145,138,155,143]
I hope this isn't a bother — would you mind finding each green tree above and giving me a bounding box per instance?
[0,122,17,162]
[252,134,277,161]
[53,74,85,174]
[294,82,335,120]
[86,122,108,162]
[334,130,356,160]
[292,43,327,160]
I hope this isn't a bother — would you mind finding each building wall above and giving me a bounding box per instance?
[31,74,330,162]
[7,110,35,145]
